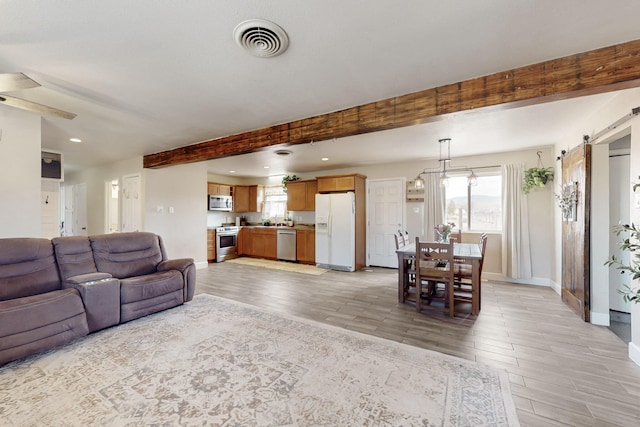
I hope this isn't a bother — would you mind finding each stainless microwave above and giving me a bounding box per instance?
[209,195,232,211]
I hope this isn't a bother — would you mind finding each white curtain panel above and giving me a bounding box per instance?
[424,173,444,242]
[501,164,532,279]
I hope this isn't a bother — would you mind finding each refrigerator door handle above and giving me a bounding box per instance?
[327,214,332,237]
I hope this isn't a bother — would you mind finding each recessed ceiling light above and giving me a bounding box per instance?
[264,166,270,169]
[321,157,329,161]
[69,138,82,143]
[275,149,292,156]
[229,170,236,173]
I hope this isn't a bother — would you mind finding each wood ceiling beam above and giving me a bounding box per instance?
[144,38,640,169]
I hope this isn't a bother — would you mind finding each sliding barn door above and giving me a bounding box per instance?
[561,143,591,321]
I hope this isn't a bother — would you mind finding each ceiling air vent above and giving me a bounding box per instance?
[233,19,289,58]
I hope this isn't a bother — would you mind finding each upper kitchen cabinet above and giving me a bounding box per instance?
[233,185,263,212]
[317,174,366,193]
[207,182,231,196]
[286,179,317,211]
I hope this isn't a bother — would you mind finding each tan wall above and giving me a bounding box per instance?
[145,163,208,263]
[0,110,42,238]
[298,146,556,283]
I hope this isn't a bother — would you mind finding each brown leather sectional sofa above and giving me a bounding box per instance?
[0,232,195,366]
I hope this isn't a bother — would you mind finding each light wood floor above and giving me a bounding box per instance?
[196,261,640,427]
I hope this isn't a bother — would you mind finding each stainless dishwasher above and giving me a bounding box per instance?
[277,229,297,261]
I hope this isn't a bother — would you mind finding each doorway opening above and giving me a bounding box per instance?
[106,178,119,233]
[608,135,631,342]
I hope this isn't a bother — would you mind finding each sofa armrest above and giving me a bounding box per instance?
[63,277,120,332]
[157,258,196,302]
[65,272,112,285]
[157,258,194,273]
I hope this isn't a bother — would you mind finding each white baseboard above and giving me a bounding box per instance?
[195,261,209,270]
[590,311,610,326]
[483,273,556,289]
[629,342,640,367]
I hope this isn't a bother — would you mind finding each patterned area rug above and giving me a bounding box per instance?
[0,295,519,426]
[226,257,327,275]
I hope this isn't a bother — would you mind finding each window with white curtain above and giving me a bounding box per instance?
[444,172,502,232]
[262,185,287,220]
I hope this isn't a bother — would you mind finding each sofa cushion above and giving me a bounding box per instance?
[90,232,163,279]
[0,238,61,301]
[0,288,89,365]
[119,270,184,303]
[52,236,98,280]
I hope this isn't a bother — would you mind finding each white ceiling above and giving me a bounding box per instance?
[1,1,640,177]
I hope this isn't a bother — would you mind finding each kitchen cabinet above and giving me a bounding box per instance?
[207,228,216,262]
[240,228,277,259]
[286,179,317,211]
[207,182,231,196]
[296,229,315,264]
[233,185,263,212]
[317,174,366,193]
[255,229,277,259]
[238,228,249,256]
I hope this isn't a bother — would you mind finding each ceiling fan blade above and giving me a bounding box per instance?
[0,72,41,92]
[0,94,76,120]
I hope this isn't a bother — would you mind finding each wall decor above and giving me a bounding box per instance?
[555,182,578,221]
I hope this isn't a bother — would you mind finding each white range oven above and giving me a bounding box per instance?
[216,226,239,262]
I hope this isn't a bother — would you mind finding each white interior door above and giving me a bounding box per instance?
[122,174,141,232]
[40,180,60,239]
[609,154,631,313]
[63,184,74,236]
[74,183,88,236]
[368,178,404,268]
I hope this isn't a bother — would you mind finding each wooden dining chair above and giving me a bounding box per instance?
[415,237,455,317]
[454,233,487,305]
[395,231,417,303]
[450,228,462,243]
[402,230,411,246]
[394,232,403,250]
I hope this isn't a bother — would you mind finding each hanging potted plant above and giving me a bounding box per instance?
[523,151,554,194]
[281,175,299,192]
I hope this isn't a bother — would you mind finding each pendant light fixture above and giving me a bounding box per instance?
[413,138,492,189]
[467,170,478,186]
[438,138,451,187]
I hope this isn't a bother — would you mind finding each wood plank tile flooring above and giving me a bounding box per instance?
[196,262,640,426]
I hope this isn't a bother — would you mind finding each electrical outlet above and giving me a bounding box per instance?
[169,206,175,214]
[156,206,164,213]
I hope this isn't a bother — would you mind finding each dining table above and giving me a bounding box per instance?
[396,242,483,315]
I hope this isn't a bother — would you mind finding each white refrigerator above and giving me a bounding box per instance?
[315,192,356,272]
